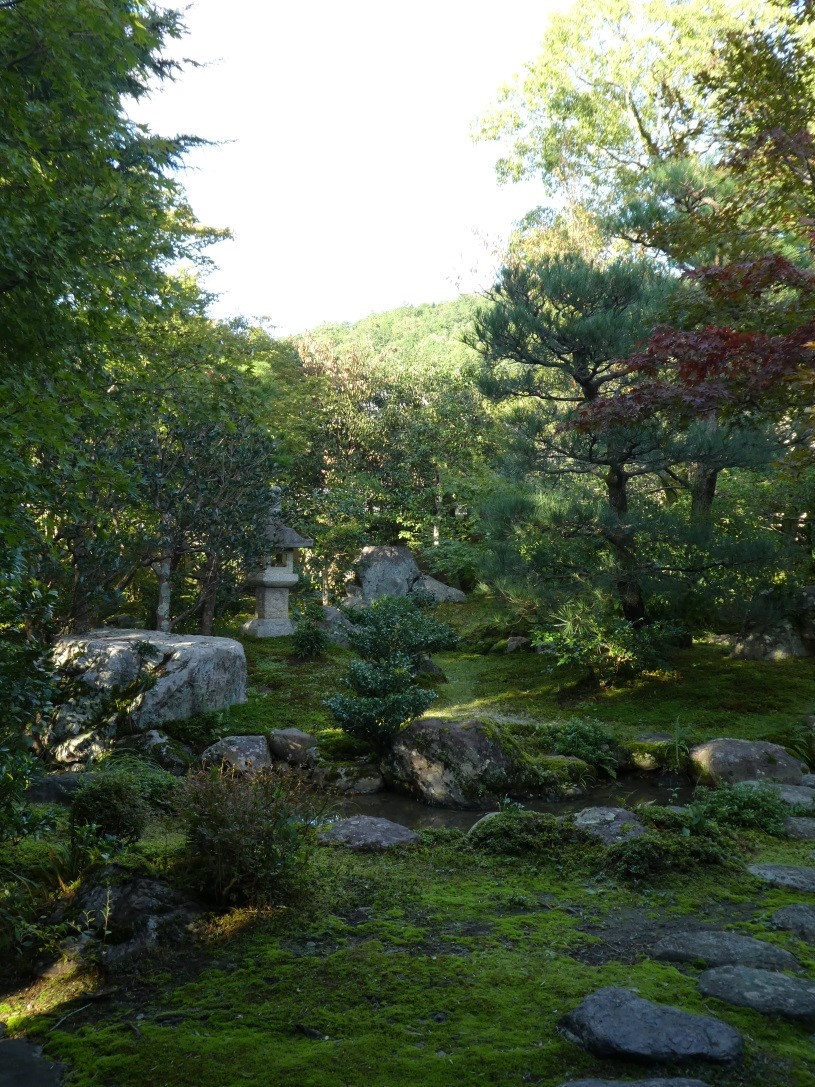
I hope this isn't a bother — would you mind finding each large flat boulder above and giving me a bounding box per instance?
[652,930,799,971]
[698,965,815,1022]
[558,987,742,1064]
[416,573,466,603]
[731,622,809,661]
[384,717,515,809]
[785,816,815,840]
[689,738,805,786]
[46,629,246,766]
[741,781,815,808]
[317,816,419,852]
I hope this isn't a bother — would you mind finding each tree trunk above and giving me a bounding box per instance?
[153,555,172,632]
[689,413,721,526]
[690,464,719,525]
[69,525,92,633]
[199,554,219,635]
[605,463,647,625]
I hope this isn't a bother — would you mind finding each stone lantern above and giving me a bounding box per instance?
[242,513,313,638]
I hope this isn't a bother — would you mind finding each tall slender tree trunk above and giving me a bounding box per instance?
[153,554,172,632]
[199,553,219,635]
[432,477,442,546]
[605,462,647,626]
[69,526,92,634]
[689,413,721,527]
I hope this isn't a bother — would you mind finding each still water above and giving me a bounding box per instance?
[338,773,696,832]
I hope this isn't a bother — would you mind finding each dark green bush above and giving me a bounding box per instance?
[325,654,437,753]
[325,595,457,754]
[71,774,148,845]
[605,829,733,883]
[546,718,620,778]
[69,756,178,845]
[468,810,600,864]
[178,770,313,906]
[688,782,791,837]
[341,594,457,662]
[291,600,329,660]
[291,619,328,660]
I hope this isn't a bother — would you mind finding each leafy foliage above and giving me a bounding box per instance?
[178,770,314,906]
[534,607,682,686]
[544,718,621,777]
[688,781,792,836]
[325,596,457,754]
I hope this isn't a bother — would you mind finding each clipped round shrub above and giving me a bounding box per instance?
[71,773,148,844]
[291,619,328,660]
[468,810,600,863]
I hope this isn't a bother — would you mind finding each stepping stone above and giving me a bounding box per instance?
[698,965,815,1022]
[772,904,815,942]
[0,1040,65,1087]
[316,815,420,852]
[748,865,815,892]
[573,807,646,845]
[786,816,815,840]
[652,930,798,971]
[558,987,743,1064]
[558,1080,711,1087]
[741,781,815,807]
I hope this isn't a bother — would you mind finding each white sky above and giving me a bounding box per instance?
[132,0,570,334]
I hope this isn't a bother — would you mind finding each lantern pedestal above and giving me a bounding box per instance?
[242,563,299,638]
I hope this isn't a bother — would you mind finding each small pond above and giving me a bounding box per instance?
[338,772,696,832]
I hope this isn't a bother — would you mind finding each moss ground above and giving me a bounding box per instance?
[3,833,815,1087]
[4,609,815,1085]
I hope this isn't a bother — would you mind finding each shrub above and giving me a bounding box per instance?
[468,810,600,864]
[532,603,682,684]
[69,756,178,845]
[546,718,620,778]
[291,600,329,660]
[605,829,733,883]
[688,782,791,837]
[71,773,149,845]
[291,619,328,660]
[341,594,457,663]
[325,595,457,754]
[178,770,314,907]
[324,654,437,754]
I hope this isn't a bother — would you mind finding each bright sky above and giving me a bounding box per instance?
[132,0,570,334]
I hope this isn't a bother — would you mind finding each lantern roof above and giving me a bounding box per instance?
[263,519,313,550]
